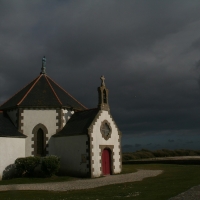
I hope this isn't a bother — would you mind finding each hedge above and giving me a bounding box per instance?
[14,155,60,178]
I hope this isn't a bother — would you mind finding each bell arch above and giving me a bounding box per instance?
[32,123,48,156]
[103,89,107,104]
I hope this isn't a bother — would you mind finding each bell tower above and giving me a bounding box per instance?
[98,75,109,111]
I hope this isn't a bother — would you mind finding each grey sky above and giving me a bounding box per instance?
[1,1,200,151]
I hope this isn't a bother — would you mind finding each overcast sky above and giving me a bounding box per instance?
[1,0,200,152]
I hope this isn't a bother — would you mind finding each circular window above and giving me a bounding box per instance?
[100,121,112,140]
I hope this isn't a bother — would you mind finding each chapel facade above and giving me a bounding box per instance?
[0,57,122,179]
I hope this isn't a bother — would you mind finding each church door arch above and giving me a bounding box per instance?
[32,124,48,157]
[102,148,111,175]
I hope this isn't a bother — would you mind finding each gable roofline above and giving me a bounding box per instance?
[0,74,87,111]
[53,108,99,137]
[53,108,121,138]
[17,74,42,105]
[47,75,87,109]
[0,76,39,109]
[88,109,121,136]
[45,75,62,106]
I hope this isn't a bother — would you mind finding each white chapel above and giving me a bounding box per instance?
[0,57,122,179]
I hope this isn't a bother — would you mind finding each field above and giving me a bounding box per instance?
[122,149,200,161]
[0,163,200,200]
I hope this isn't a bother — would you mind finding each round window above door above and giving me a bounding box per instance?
[100,120,112,140]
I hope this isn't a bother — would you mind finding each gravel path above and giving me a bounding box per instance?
[169,185,200,200]
[0,170,162,192]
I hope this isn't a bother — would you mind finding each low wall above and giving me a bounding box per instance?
[123,159,200,165]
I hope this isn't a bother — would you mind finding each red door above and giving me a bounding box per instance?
[102,149,111,175]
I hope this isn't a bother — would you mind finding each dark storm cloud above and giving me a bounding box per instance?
[195,60,200,69]
[1,0,200,144]
[186,141,193,144]
[135,144,141,148]
[123,145,133,149]
[146,143,152,146]
[168,139,174,143]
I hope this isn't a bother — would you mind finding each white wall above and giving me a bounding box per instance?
[49,135,89,177]
[62,109,74,127]
[0,137,25,180]
[22,110,58,156]
[90,110,121,177]
[7,109,18,127]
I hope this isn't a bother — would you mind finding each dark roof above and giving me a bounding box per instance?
[0,74,86,110]
[0,112,26,138]
[54,108,100,137]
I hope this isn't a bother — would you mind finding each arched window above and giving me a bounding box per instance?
[37,128,45,156]
[32,124,48,157]
[103,89,107,104]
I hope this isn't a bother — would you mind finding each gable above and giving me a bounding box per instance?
[88,110,121,136]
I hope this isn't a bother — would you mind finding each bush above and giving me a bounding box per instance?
[122,154,133,161]
[15,156,40,177]
[41,155,60,177]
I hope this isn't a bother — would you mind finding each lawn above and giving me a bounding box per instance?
[0,164,200,200]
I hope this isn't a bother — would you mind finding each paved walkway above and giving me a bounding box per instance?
[169,185,200,200]
[0,170,162,192]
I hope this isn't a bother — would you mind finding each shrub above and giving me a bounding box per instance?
[15,156,40,177]
[15,158,25,176]
[41,155,60,177]
[122,154,133,161]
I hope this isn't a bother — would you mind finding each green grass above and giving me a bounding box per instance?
[0,164,200,200]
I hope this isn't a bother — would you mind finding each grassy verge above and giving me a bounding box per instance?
[0,164,200,200]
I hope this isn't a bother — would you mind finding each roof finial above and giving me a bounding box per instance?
[40,56,46,74]
[100,75,105,86]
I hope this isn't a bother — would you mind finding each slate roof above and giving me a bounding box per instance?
[0,112,26,138]
[54,108,100,137]
[0,74,86,110]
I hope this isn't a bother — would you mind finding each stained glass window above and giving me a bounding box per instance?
[101,123,110,137]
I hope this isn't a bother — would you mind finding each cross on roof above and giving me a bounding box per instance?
[100,75,105,86]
